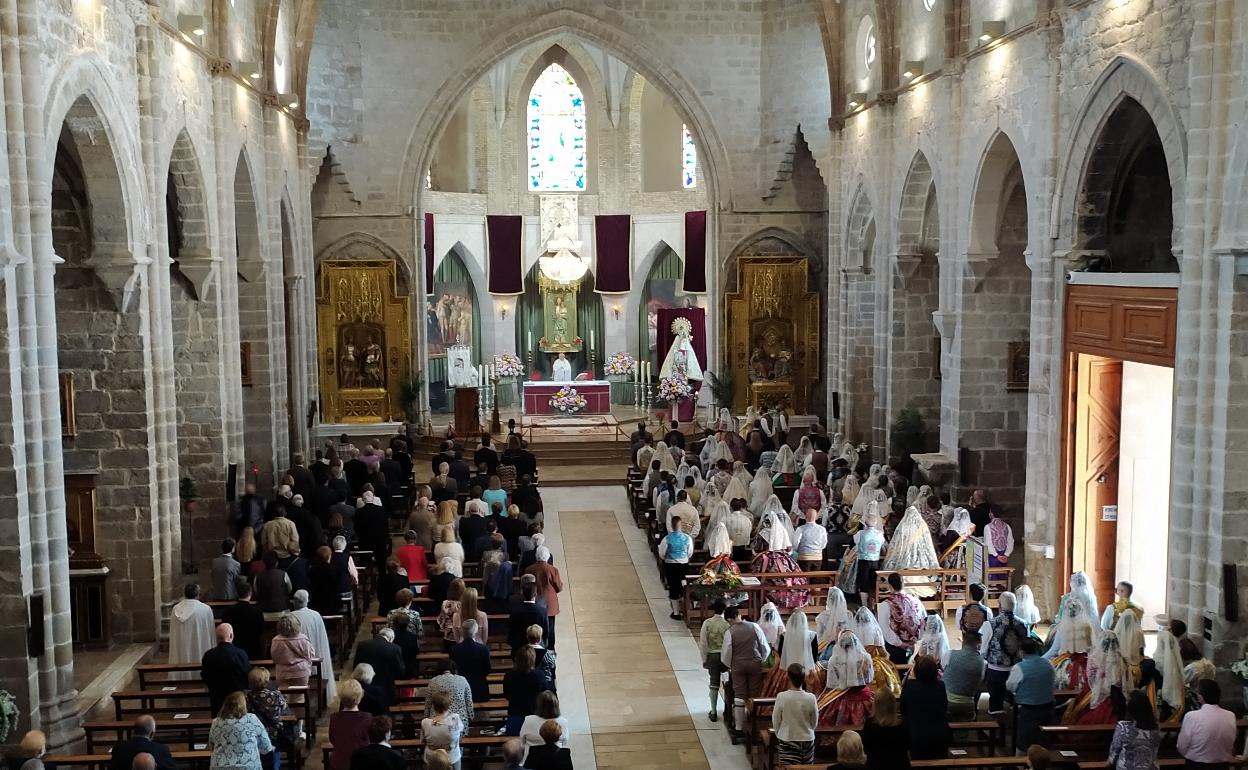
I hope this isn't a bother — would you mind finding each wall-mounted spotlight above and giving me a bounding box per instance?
[979,20,1005,43]
[500,302,510,321]
[177,14,206,41]
[611,304,621,320]
[847,92,867,110]
[278,93,300,110]
[902,61,925,81]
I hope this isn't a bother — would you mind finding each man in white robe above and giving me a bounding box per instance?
[169,584,216,679]
[552,352,573,382]
[291,590,337,703]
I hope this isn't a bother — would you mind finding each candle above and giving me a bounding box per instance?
[528,330,533,350]
[589,329,595,353]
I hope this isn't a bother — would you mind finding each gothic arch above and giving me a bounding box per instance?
[896,150,938,256]
[727,227,819,265]
[43,55,145,263]
[624,239,680,356]
[233,150,264,282]
[968,131,1029,257]
[845,184,877,270]
[314,231,413,297]
[440,242,495,360]
[510,43,601,193]
[403,8,728,212]
[1053,55,1187,250]
[164,130,213,256]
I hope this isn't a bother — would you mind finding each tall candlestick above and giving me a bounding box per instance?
[528,330,533,351]
[589,329,595,353]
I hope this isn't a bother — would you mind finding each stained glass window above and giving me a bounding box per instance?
[527,63,587,191]
[682,124,697,189]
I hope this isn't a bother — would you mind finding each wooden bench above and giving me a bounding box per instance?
[82,714,298,753]
[318,733,512,767]
[203,609,349,664]
[110,686,315,739]
[135,660,325,713]
[760,721,1002,770]
[45,750,213,770]
[872,568,1016,612]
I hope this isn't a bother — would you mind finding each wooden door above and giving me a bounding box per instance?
[1072,355,1122,608]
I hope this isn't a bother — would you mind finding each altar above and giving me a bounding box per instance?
[522,380,611,415]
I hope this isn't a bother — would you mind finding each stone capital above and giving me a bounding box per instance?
[86,244,148,312]
[892,251,924,290]
[962,252,994,293]
[236,259,266,284]
[174,247,218,301]
[931,310,957,340]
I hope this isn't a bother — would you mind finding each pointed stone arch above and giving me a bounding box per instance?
[166,129,215,299]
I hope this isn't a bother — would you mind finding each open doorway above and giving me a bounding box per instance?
[1068,353,1173,625]
[1060,283,1177,628]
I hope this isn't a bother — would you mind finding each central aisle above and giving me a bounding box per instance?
[542,486,749,770]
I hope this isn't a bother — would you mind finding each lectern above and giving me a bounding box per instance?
[454,387,479,436]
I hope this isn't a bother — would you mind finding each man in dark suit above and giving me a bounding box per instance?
[511,475,543,520]
[200,624,251,715]
[328,463,351,502]
[108,716,176,770]
[309,474,340,527]
[474,433,500,477]
[287,502,325,558]
[285,454,316,500]
[507,579,548,652]
[448,625,493,702]
[343,450,369,496]
[348,716,404,770]
[447,451,472,491]
[664,420,686,450]
[430,441,455,477]
[221,581,265,659]
[389,613,421,677]
[379,449,405,493]
[353,629,405,704]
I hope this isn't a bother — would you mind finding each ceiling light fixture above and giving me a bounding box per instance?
[177,14,206,40]
[902,61,925,80]
[980,20,1005,43]
[847,92,867,110]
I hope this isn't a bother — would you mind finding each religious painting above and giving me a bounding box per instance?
[539,285,581,353]
[1007,341,1030,391]
[240,342,253,387]
[65,473,101,566]
[446,345,477,388]
[429,288,474,357]
[338,323,387,390]
[59,371,76,438]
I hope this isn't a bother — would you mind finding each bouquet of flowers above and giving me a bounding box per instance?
[492,353,524,378]
[549,386,587,414]
[1232,656,1248,680]
[604,351,637,377]
[656,374,694,404]
[696,560,743,591]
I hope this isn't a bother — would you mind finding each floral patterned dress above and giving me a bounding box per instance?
[209,714,274,770]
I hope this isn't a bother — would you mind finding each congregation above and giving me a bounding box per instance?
[635,414,1242,770]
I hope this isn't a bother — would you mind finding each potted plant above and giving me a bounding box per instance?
[399,374,423,425]
[704,370,734,417]
[180,477,199,514]
[890,404,929,481]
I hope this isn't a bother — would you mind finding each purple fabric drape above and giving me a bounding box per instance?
[683,210,708,293]
[423,212,435,295]
[656,308,707,377]
[486,215,524,295]
[593,214,631,293]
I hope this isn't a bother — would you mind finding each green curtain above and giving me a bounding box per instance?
[639,247,682,368]
[515,264,604,379]
[429,251,482,413]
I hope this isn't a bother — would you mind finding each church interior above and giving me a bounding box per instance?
[3,0,1248,768]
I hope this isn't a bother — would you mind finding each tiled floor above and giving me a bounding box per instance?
[542,487,750,770]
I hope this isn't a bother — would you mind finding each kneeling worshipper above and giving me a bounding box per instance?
[815,587,853,659]
[839,472,861,516]
[1044,597,1098,693]
[938,507,976,569]
[762,610,818,698]
[851,606,903,697]
[771,445,801,487]
[748,467,775,518]
[752,511,810,610]
[1064,630,1133,725]
[652,441,677,473]
[913,614,951,669]
[731,461,754,494]
[698,432,719,473]
[1152,624,1187,723]
[723,472,751,511]
[790,467,828,519]
[817,631,876,727]
[794,435,815,469]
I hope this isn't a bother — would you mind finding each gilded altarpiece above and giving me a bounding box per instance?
[725,258,820,413]
[317,261,412,423]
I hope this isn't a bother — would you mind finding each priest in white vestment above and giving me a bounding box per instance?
[291,590,337,702]
[168,584,216,678]
[552,352,573,382]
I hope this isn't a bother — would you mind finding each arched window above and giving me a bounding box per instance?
[527,64,587,191]
[682,124,697,189]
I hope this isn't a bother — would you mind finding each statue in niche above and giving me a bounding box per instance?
[773,349,793,381]
[363,333,385,388]
[339,340,359,389]
[749,344,773,382]
[552,295,569,343]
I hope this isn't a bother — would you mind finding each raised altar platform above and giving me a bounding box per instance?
[522,379,611,415]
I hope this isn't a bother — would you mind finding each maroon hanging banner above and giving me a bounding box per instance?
[486,215,524,295]
[593,214,631,293]
[423,212,435,296]
[683,210,707,293]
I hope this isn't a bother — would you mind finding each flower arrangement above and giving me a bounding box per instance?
[537,336,584,348]
[492,353,524,378]
[0,689,16,742]
[604,351,637,377]
[1232,657,1248,680]
[549,386,588,414]
[655,374,695,404]
[696,562,743,591]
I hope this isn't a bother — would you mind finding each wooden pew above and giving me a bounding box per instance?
[45,750,213,770]
[872,568,1016,612]
[81,714,297,754]
[318,733,513,768]
[759,721,1002,770]
[203,608,349,665]
[110,686,316,739]
[135,660,325,714]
